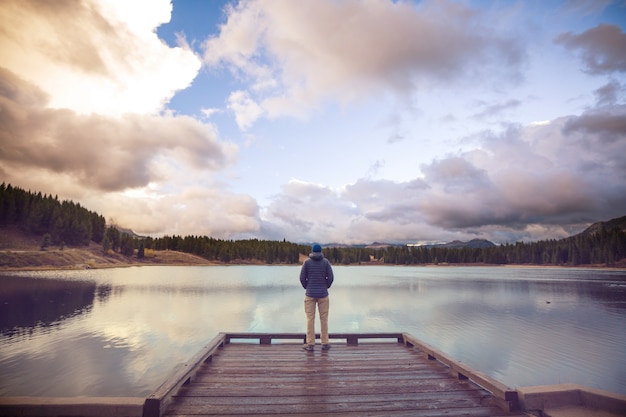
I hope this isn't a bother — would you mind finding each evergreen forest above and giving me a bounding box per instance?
[2,183,625,266]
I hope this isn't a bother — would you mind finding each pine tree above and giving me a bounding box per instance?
[40,233,51,250]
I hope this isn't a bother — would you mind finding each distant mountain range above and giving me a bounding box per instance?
[360,216,626,250]
[427,239,496,249]
[357,239,495,249]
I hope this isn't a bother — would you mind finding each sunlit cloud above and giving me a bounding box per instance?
[203,0,525,129]
[0,0,201,116]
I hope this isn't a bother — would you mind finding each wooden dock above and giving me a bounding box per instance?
[145,333,523,417]
[2,332,625,417]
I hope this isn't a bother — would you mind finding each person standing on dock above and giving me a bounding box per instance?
[300,244,334,351]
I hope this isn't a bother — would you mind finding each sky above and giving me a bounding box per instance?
[1,0,625,246]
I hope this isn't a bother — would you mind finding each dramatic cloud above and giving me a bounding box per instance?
[0,0,200,115]
[0,65,263,239]
[563,106,626,143]
[263,103,626,244]
[0,1,262,239]
[0,69,236,191]
[203,0,525,128]
[556,24,626,74]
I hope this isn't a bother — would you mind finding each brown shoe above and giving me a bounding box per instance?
[302,344,314,351]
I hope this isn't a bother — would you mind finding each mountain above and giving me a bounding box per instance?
[431,239,495,249]
[576,215,626,237]
[314,242,393,249]
[365,242,394,249]
[325,239,496,249]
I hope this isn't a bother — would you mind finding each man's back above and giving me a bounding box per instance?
[300,252,334,298]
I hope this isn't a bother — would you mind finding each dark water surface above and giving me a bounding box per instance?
[1,266,625,397]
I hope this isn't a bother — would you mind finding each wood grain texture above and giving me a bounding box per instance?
[164,342,523,417]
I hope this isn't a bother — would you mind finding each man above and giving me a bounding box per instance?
[300,243,334,351]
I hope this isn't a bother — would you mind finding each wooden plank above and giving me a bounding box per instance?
[168,398,496,415]
[191,368,450,381]
[190,368,455,381]
[179,381,484,398]
[173,390,488,405]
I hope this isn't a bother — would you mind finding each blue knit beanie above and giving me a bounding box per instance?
[312,244,322,253]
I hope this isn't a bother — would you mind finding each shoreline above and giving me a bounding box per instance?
[0,248,219,272]
[1,248,624,272]
[2,226,625,271]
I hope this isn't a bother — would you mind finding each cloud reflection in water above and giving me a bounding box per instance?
[0,265,625,397]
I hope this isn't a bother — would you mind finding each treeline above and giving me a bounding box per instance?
[144,227,626,266]
[0,183,105,246]
[1,183,625,266]
[381,226,626,266]
[144,235,307,264]
[141,235,374,265]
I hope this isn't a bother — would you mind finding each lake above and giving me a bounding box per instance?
[1,265,625,397]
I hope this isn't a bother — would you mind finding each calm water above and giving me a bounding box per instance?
[1,266,625,397]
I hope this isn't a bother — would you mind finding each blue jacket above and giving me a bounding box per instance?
[300,252,334,298]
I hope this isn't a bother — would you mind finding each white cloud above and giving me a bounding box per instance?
[0,0,201,116]
[201,107,222,119]
[93,184,262,238]
[203,0,525,129]
[227,90,264,130]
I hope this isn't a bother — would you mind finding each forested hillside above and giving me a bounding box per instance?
[1,183,625,266]
[0,183,105,247]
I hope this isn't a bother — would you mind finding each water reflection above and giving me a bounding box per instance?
[0,276,102,337]
[0,266,624,397]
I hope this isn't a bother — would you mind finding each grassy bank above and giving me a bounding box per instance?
[0,226,217,270]
[0,246,218,270]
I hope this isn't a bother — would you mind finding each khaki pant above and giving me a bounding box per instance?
[304,296,329,345]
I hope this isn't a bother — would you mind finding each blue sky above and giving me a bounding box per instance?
[1,0,625,245]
